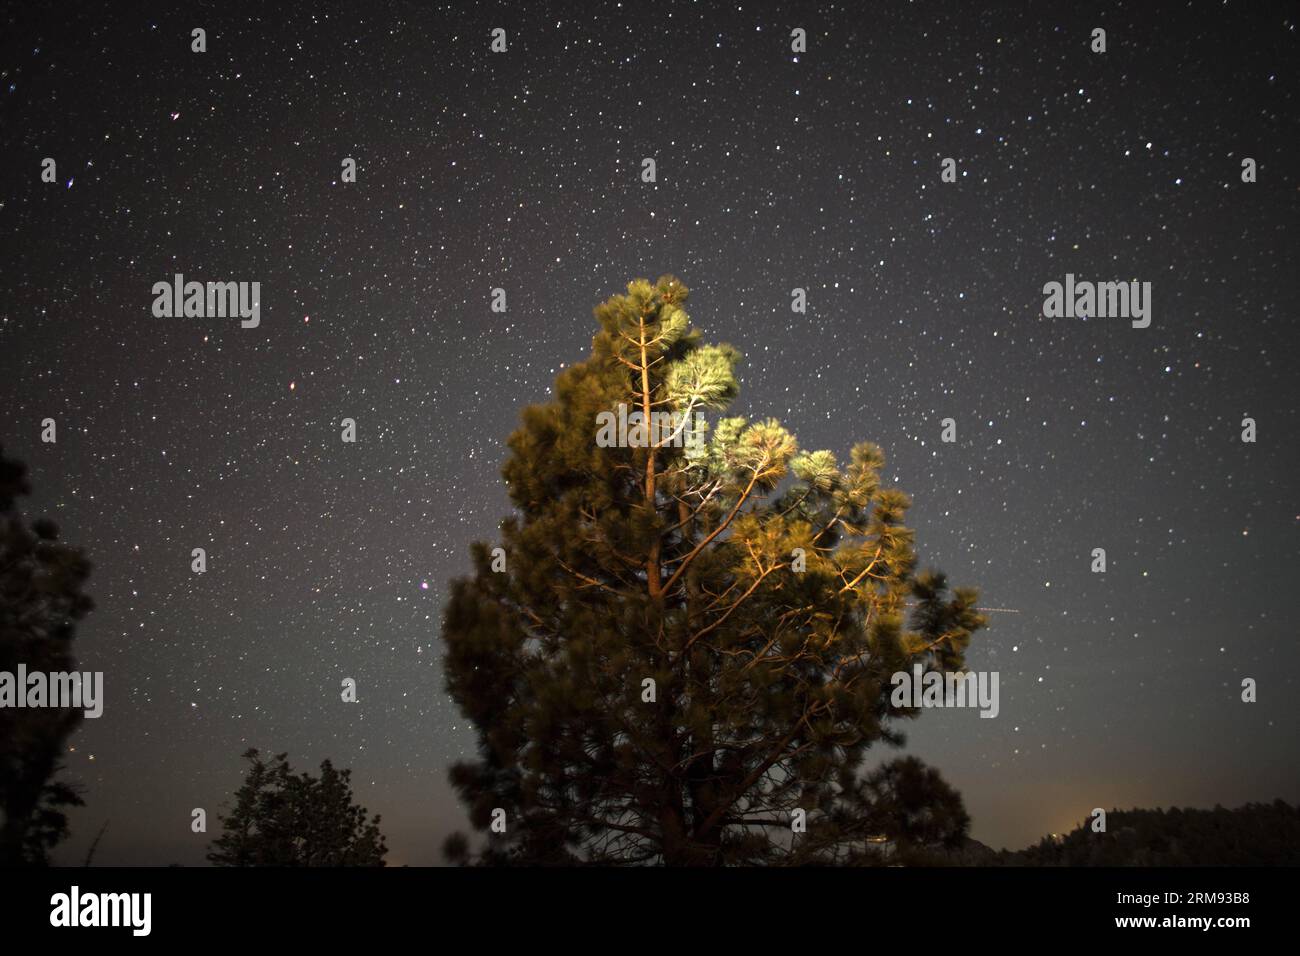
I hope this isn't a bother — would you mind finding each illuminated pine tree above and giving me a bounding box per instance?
[441,276,985,865]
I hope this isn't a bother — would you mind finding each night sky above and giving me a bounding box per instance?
[2,2,1297,866]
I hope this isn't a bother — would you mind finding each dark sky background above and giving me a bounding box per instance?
[1,2,1297,866]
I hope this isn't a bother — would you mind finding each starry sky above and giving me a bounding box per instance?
[1,2,1297,865]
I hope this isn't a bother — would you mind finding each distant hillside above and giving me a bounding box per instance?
[935,800,1300,866]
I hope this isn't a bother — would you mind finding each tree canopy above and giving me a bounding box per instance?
[208,749,388,867]
[442,276,986,865]
[0,446,93,866]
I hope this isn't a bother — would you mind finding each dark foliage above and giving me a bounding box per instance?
[0,446,93,866]
[207,749,388,867]
[1011,800,1300,866]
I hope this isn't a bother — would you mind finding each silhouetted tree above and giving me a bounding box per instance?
[859,756,971,864]
[442,276,986,865]
[208,749,387,866]
[0,446,93,866]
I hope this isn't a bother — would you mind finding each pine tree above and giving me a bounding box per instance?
[207,749,387,866]
[441,276,986,865]
[0,446,93,866]
[852,755,971,864]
